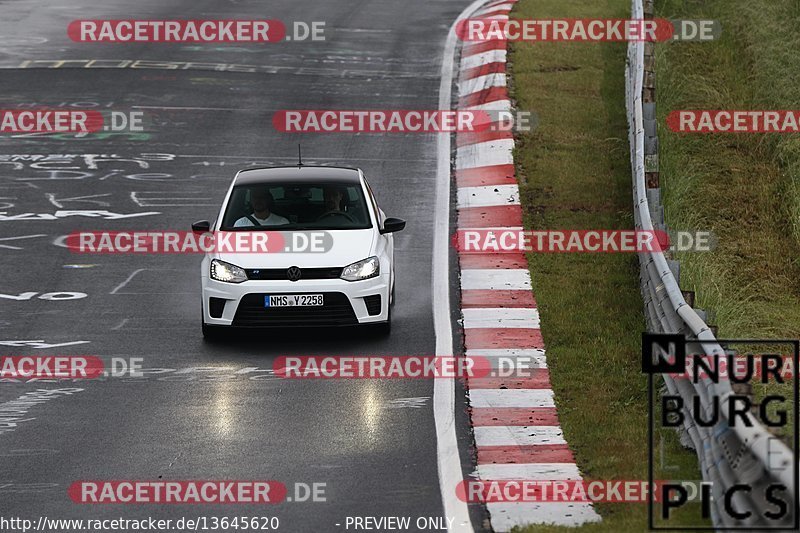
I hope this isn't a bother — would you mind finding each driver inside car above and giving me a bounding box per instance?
[234,188,290,227]
[316,187,352,222]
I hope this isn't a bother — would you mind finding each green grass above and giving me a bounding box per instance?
[506,0,702,530]
[657,0,800,339]
[656,0,800,439]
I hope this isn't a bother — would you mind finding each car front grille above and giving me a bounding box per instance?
[232,292,357,327]
[245,267,342,281]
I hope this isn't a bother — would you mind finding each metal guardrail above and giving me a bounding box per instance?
[626,0,796,527]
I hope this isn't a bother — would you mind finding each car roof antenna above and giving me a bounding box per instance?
[297,143,304,168]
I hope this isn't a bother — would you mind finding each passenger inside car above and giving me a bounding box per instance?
[233,188,290,227]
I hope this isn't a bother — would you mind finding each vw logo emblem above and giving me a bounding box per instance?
[287,266,302,282]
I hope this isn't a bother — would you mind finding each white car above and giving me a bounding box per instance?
[194,165,405,338]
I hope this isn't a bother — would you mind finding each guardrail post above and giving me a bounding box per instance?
[681,290,695,307]
[667,259,680,283]
[694,308,707,323]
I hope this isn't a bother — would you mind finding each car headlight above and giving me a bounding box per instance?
[341,256,380,281]
[210,259,248,283]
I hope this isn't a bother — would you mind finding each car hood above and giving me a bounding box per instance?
[212,229,376,269]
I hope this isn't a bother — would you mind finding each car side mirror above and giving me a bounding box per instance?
[192,220,211,233]
[380,218,406,234]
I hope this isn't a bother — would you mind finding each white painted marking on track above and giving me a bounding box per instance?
[462,308,540,329]
[486,502,602,531]
[457,184,519,208]
[461,49,507,70]
[473,426,566,447]
[472,355,546,371]
[433,1,490,532]
[469,389,554,408]
[483,0,516,8]
[476,463,582,480]
[467,348,546,358]
[458,72,507,97]
[484,0,516,8]
[110,269,145,295]
[0,340,90,349]
[0,234,47,250]
[474,6,514,17]
[465,99,513,112]
[46,193,111,209]
[467,348,547,368]
[456,139,515,169]
[471,14,510,23]
[131,191,216,207]
[460,269,531,290]
[383,397,430,409]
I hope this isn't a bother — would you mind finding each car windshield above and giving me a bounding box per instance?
[219,181,373,230]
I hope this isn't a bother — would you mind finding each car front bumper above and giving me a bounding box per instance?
[201,273,390,327]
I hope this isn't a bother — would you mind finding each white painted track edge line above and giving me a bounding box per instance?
[434,1,495,532]
[476,463,583,480]
[110,268,146,295]
[473,426,567,447]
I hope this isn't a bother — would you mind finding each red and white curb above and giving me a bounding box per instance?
[454,0,601,529]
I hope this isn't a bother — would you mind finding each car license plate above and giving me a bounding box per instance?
[265,294,324,307]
